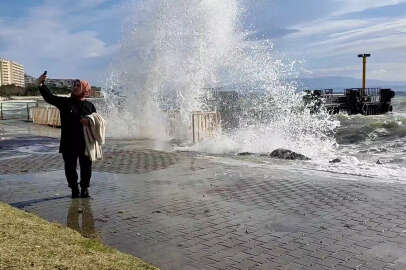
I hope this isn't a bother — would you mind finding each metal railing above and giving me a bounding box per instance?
[345,88,381,102]
[0,97,105,122]
[364,88,381,102]
[3,100,223,143]
[0,101,38,120]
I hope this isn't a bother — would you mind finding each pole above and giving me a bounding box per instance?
[362,57,366,96]
[27,103,30,121]
[358,54,371,98]
[0,103,2,120]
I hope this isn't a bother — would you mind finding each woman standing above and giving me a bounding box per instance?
[38,73,96,198]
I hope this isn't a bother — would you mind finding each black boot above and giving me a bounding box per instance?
[80,188,90,198]
[71,185,80,199]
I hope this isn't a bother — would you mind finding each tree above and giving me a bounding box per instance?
[25,84,40,96]
[0,84,25,96]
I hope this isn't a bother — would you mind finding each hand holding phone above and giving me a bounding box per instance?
[38,70,47,86]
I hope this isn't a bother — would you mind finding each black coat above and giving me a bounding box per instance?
[39,85,96,153]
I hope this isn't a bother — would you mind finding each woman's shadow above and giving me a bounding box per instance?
[67,199,96,238]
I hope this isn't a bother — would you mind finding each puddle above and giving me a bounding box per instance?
[67,199,97,239]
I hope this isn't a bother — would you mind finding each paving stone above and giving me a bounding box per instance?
[3,121,406,269]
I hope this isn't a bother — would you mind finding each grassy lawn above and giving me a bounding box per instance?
[0,202,158,270]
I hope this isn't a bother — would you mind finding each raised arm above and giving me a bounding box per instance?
[37,73,66,108]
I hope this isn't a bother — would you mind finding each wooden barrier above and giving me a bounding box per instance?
[166,110,181,138]
[192,111,221,143]
[31,107,61,127]
[30,107,221,138]
[31,107,48,125]
[47,107,61,127]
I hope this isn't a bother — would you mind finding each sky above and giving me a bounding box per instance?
[0,0,405,85]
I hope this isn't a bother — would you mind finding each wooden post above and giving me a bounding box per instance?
[197,114,200,142]
[192,113,195,143]
[192,111,222,143]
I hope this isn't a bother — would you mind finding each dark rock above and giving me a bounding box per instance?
[237,152,254,156]
[268,148,310,161]
[329,158,341,163]
[95,217,108,223]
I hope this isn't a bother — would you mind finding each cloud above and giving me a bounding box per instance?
[36,0,113,13]
[0,1,128,84]
[332,0,406,16]
[2,0,405,83]
[286,19,371,39]
[308,62,406,81]
[77,0,112,8]
[284,17,406,58]
[247,27,298,40]
[269,1,406,81]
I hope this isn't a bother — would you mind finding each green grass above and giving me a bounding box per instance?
[0,202,158,270]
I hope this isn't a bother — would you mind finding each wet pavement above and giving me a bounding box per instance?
[2,120,406,269]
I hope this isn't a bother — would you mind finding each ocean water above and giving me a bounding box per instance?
[103,0,405,183]
[327,95,406,181]
[186,96,406,182]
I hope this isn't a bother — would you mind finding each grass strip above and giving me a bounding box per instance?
[0,202,158,270]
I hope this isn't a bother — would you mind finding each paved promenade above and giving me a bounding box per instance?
[1,120,406,270]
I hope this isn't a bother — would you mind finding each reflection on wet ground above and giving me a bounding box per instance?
[67,199,96,238]
[10,195,98,238]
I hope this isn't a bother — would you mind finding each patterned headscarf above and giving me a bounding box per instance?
[73,79,91,100]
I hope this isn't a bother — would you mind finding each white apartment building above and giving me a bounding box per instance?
[0,59,10,86]
[0,58,25,87]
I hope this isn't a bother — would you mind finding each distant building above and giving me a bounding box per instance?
[0,58,25,87]
[24,73,104,97]
[24,74,36,85]
[45,78,75,88]
[24,75,75,88]
[90,87,104,98]
[46,79,103,97]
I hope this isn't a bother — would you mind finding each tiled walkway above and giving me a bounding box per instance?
[1,120,406,270]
